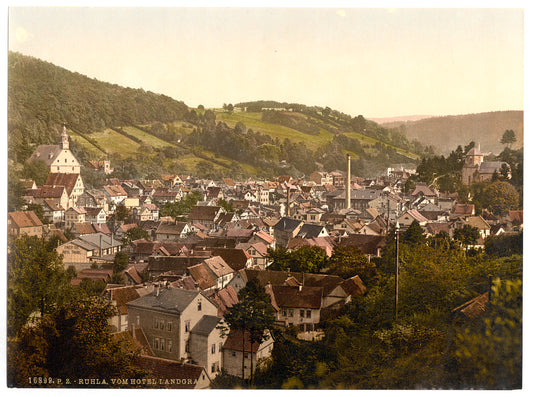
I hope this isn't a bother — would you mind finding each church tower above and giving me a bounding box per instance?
[462,146,484,185]
[61,125,69,150]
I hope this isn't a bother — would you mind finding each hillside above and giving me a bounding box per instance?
[8,52,422,181]
[380,111,523,154]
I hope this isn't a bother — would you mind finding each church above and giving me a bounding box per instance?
[28,125,81,174]
[28,125,85,209]
[461,146,511,185]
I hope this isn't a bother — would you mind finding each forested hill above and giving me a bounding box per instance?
[8,51,191,162]
[380,111,524,155]
[8,51,422,180]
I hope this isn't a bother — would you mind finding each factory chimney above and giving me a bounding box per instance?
[286,183,291,217]
[346,154,351,209]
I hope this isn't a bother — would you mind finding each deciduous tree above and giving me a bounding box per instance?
[7,235,72,337]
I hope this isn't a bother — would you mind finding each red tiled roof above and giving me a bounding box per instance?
[508,210,523,224]
[212,286,239,316]
[103,184,128,197]
[107,285,141,315]
[210,248,251,271]
[132,355,206,388]
[453,292,489,320]
[124,266,143,285]
[453,204,475,215]
[73,222,96,235]
[188,206,222,221]
[340,275,367,297]
[270,285,322,309]
[27,185,66,199]
[8,211,43,228]
[222,329,267,353]
[187,263,216,290]
[203,256,234,277]
[44,173,80,195]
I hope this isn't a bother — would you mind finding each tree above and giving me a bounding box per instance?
[22,159,50,186]
[217,198,233,213]
[7,297,146,386]
[453,278,522,388]
[267,246,328,273]
[482,181,520,216]
[121,226,150,246]
[220,279,275,385]
[453,225,480,246]
[7,235,72,337]
[113,251,129,274]
[500,129,517,148]
[328,245,376,283]
[114,203,130,223]
[402,221,426,246]
[26,203,47,224]
[484,232,522,258]
[8,168,26,211]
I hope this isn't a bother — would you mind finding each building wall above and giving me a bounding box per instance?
[128,306,182,361]
[276,307,320,330]
[8,225,43,237]
[190,330,225,377]
[57,242,92,265]
[222,337,274,379]
[179,295,219,360]
[51,150,81,174]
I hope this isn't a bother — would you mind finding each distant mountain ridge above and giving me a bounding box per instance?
[379,111,523,154]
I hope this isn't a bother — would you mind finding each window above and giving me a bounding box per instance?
[306,310,311,318]
[211,364,216,373]
[300,310,305,318]
[167,322,172,332]
[197,300,202,311]
[232,351,236,357]
[282,310,287,317]
[185,341,190,353]
[154,318,159,329]
[185,320,191,332]
[160,320,165,330]
[211,344,216,354]
[244,353,249,359]
[167,340,172,352]
[289,309,293,317]
[154,338,159,350]
[160,339,165,351]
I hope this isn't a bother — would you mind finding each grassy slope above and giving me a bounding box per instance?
[72,123,259,175]
[216,111,419,160]
[71,109,417,176]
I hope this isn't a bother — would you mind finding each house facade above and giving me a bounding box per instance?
[127,287,224,374]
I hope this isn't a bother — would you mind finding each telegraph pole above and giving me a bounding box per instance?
[395,221,400,321]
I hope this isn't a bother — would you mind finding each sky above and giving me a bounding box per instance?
[7,2,525,119]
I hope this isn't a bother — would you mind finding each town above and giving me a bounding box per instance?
[7,125,523,389]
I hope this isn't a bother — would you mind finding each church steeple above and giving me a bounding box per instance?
[61,125,69,150]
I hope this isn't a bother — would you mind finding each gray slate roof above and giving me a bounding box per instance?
[190,315,222,336]
[128,287,202,314]
[29,145,62,166]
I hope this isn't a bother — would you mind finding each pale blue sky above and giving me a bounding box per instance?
[8,5,524,118]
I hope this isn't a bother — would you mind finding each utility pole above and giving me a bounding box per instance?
[395,221,400,321]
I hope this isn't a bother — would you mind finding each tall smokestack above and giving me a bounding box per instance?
[346,154,351,209]
[286,184,291,217]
